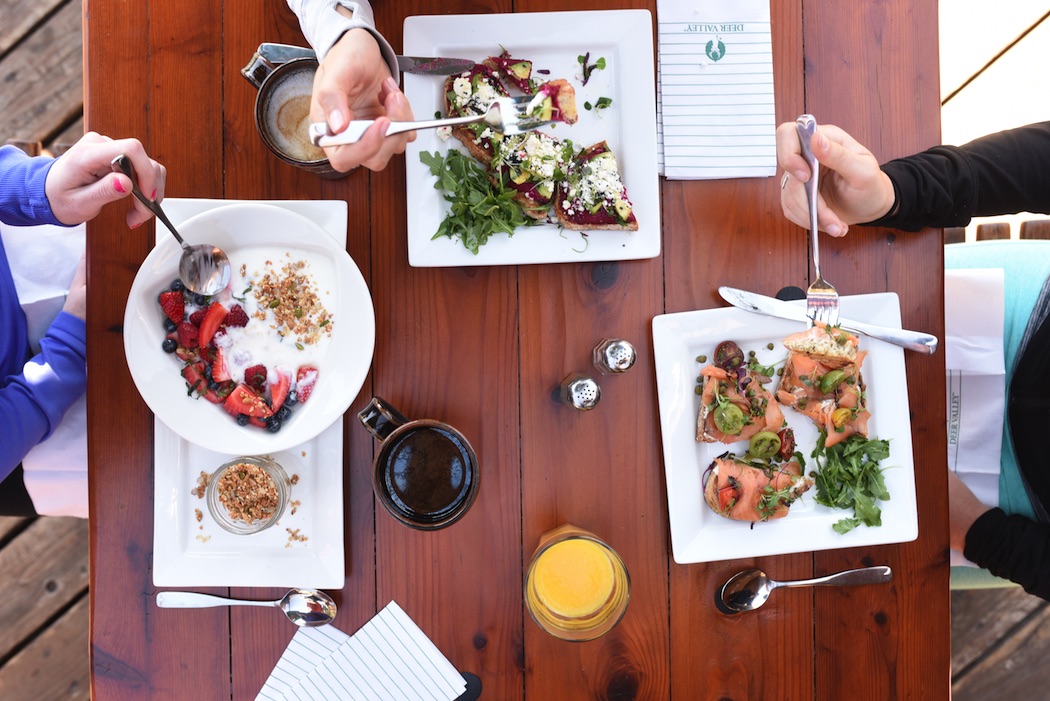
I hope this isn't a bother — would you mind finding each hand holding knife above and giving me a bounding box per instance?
[718,286,938,354]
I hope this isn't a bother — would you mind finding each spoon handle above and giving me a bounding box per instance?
[777,565,892,590]
[111,155,189,250]
[156,591,275,609]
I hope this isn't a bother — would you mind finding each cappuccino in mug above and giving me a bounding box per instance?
[261,64,325,164]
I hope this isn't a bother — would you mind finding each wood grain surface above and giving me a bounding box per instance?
[84,1,949,699]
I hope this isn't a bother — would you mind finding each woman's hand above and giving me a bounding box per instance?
[44,132,166,228]
[311,28,415,172]
[61,252,87,321]
[776,122,896,237]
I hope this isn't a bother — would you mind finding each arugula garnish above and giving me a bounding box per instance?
[420,150,541,255]
[811,433,891,534]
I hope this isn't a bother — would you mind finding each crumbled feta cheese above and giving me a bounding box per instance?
[436,126,452,141]
[574,153,626,209]
[479,128,492,140]
[452,77,472,107]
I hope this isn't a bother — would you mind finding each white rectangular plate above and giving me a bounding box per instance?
[403,10,660,266]
[652,293,919,564]
[152,420,345,587]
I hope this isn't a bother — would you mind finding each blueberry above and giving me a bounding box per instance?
[170,279,185,292]
[275,406,291,421]
[284,392,298,407]
[266,418,282,433]
[236,414,250,426]
[163,318,177,333]
[161,338,177,353]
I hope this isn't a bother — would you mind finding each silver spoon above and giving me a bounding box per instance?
[111,154,231,296]
[719,565,892,614]
[156,588,337,627]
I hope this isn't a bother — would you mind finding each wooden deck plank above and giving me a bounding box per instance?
[0,518,88,660]
[0,0,67,56]
[0,595,89,701]
[0,0,83,143]
[951,588,1045,673]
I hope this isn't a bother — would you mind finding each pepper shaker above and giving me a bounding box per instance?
[560,373,602,410]
[593,338,637,375]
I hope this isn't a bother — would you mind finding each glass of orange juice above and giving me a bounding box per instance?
[524,524,630,641]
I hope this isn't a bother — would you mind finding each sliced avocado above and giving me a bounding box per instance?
[511,169,530,185]
[535,97,554,121]
[614,198,632,220]
[588,201,604,215]
[508,60,532,80]
[537,182,553,199]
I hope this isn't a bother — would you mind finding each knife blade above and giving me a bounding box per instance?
[256,43,474,75]
[396,55,475,75]
[717,286,938,355]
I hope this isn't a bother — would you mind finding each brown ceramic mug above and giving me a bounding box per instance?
[358,397,479,530]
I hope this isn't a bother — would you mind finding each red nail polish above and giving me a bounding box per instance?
[150,189,157,201]
[130,220,142,229]
[114,179,126,194]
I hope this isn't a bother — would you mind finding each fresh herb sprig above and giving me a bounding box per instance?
[577,52,606,85]
[420,150,541,255]
[811,433,891,534]
[583,96,613,116]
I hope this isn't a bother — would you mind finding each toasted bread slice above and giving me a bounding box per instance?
[443,65,509,165]
[782,323,858,368]
[554,141,638,231]
[523,79,578,124]
[489,131,573,220]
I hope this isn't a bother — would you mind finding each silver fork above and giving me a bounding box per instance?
[796,114,840,327]
[308,94,553,148]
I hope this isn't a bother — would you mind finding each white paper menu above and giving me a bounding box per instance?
[656,0,776,179]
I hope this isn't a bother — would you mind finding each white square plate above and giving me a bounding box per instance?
[652,293,919,564]
[152,420,344,587]
[403,10,660,266]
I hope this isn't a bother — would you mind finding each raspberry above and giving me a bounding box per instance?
[225,304,249,328]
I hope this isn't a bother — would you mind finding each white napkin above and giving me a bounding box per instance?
[945,268,1005,566]
[0,221,87,517]
[656,0,776,179]
[256,601,467,701]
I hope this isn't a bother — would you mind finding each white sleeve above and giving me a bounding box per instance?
[286,0,399,76]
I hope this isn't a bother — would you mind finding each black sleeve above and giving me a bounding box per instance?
[964,507,1050,600]
[863,122,1050,231]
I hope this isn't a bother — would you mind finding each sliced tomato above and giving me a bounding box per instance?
[717,485,738,513]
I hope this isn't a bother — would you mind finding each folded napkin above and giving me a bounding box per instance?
[656,0,776,179]
[0,221,87,517]
[945,268,1005,566]
[257,601,467,701]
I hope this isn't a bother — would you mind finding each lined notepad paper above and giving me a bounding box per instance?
[657,0,776,179]
[257,601,466,701]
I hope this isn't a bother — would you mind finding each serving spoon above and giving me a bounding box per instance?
[112,154,231,296]
[156,588,337,627]
[718,565,892,614]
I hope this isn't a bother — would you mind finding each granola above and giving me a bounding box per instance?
[216,462,280,524]
[249,255,334,346]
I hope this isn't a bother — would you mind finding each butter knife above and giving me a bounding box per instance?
[718,286,938,354]
[256,42,474,75]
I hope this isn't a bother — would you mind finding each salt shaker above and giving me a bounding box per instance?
[560,373,602,410]
[593,338,637,375]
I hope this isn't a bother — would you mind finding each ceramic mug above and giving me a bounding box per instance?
[241,46,342,178]
[358,397,479,530]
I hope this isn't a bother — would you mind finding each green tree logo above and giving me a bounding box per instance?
[706,38,726,62]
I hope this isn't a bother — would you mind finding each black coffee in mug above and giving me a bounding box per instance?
[381,425,475,522]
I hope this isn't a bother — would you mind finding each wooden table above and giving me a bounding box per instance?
[85,1,948,698]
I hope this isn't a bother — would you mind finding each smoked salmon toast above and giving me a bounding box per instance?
[775,324,870,447]
[696,361,784,444]
[703,455,813,521]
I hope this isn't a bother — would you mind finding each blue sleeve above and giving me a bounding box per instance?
[0,145,62,227]
[0,311,86,481]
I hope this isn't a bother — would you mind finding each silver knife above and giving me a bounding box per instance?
[718,286,939,355]
[257,43,474,75]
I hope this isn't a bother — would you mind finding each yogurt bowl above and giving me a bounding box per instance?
[124,203,375,455]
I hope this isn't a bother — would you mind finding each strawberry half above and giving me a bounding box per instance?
[296,365,318,404]
[176,321,199,349]
[198,302,229,348]
[212,348,231,383]
[158,291,184,324]
[269,366,292,412]
[223,383,273,419]
[244,364,267,393]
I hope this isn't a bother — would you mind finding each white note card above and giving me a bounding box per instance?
[656,0,776,179]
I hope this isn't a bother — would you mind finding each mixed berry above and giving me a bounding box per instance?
[157,279,319,433]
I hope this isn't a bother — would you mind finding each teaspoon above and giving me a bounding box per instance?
[718,565,892,614]
[111,154,231,296]
[156,588,337,627]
